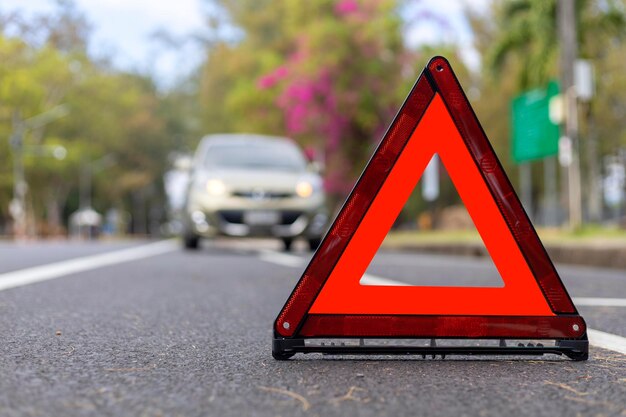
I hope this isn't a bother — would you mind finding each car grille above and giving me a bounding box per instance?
[218,210,302,225]
[232,190,294,199]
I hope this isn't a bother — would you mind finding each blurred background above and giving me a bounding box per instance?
[2,3,626,412]
[1,0,625,242]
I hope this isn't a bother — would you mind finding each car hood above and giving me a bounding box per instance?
[208,169,316,193]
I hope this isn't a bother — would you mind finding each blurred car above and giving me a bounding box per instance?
[182,134,328,251]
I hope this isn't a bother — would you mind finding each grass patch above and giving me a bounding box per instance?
[384,226,626,247]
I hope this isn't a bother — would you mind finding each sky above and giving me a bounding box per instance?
[1,0,488,89]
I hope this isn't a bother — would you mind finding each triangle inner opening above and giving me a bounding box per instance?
[361,153,504,288]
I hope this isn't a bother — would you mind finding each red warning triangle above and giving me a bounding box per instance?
[273,57,587,359]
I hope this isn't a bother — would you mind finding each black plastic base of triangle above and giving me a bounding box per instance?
[272,337,589,361]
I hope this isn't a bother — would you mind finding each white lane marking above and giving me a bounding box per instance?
[256,251,411,286]
[572,297,626,307]
[0,240,178,292]
[587,329,626,355]
[257,249,626,355]
[257,250,305,268]
[360,274,409,286]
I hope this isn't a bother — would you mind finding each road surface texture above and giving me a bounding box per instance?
[0,239,624,417]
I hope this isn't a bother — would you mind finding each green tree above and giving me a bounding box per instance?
[486,0,625,90]
[199,0,415,200]
[1,1,182,235]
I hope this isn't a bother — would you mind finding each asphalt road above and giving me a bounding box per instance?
[0,238,624,417]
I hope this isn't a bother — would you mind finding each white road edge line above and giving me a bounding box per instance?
[360,274,410,286]
[571,297,626,307]
[587,329,626,355]
[0,240,179,292]
[257,250,626,355]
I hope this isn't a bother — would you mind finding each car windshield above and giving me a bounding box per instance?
[204,141,307,171]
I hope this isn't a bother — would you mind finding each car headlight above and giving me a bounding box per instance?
[191,210,206,224]
[206,179,226,196]
[295,181,314,198]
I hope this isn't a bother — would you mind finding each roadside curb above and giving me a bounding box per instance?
[383,241,626,270]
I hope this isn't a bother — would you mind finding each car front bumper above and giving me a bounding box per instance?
[185,195,327,239]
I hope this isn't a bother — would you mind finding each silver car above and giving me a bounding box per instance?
[182,134,328,251]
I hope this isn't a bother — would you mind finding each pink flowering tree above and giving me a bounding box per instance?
[198,0,436,201]
[255,0,407,197]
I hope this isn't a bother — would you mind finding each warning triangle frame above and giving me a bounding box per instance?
[273,56,588,361]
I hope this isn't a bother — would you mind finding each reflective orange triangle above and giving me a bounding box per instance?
[274,56,584,342]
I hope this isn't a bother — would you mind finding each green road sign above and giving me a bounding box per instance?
[511,81,560,163]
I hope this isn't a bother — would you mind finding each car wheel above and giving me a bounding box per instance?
[282,238,293,252]
[308,237,322,251]
[183,233,200,250]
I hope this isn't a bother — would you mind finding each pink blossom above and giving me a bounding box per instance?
[257,74,276,89]
[256,65,289,90]
[275,66,288,78]
[335,0,358,16]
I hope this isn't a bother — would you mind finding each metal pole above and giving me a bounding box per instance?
[584,102,602,222]
[79,159,88,210]
[78,158,93,239]
[9,112,27,238]
[520,163,533,220]
[543,157,559,226]
[8,105,70,238]
[557,0,582,229]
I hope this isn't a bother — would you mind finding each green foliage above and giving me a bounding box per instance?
[479,0,626,156]
[486,0,626,90]
[0,3,185,235]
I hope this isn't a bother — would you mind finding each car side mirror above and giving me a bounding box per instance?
[174,156,193,172]
[308,161,323,174]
